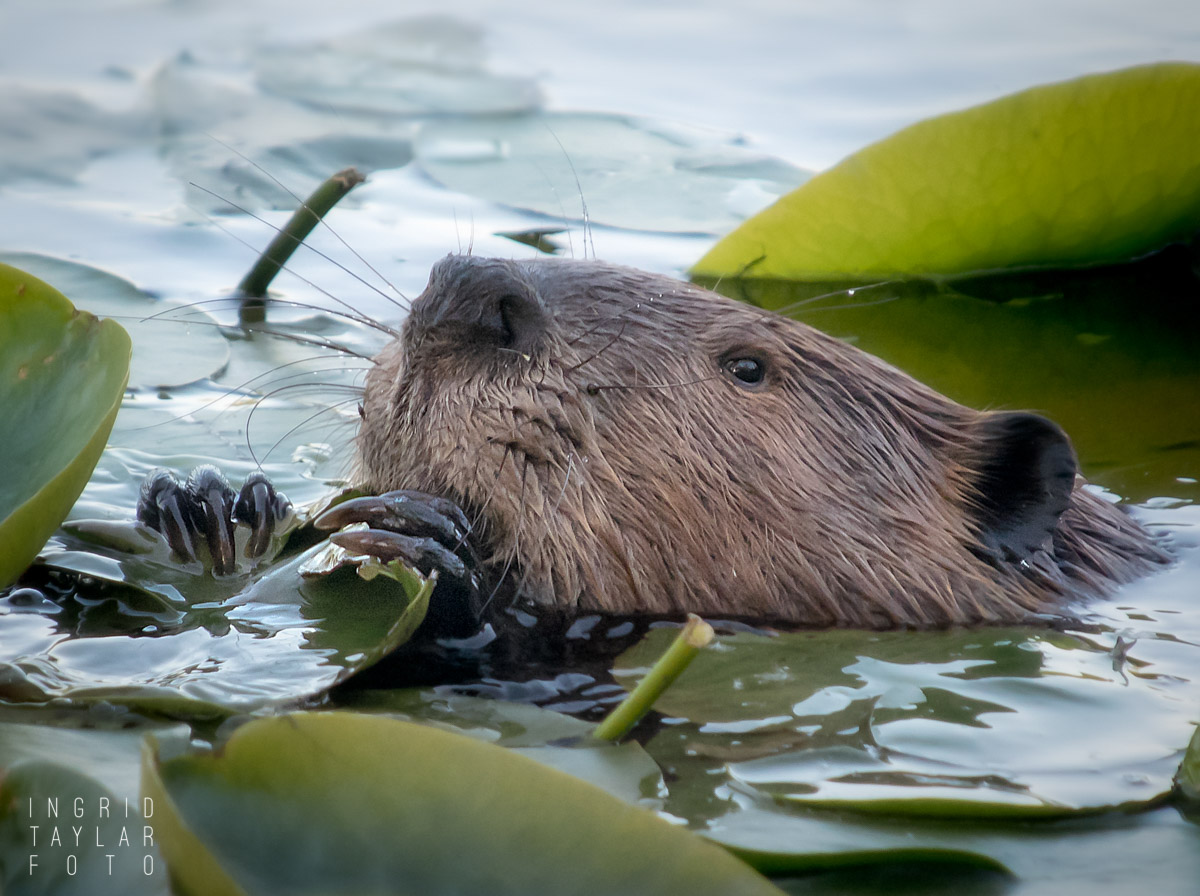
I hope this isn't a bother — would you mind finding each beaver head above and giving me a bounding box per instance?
[356,254,1164,628]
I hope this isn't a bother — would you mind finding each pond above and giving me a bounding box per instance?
[1,1,1198,893]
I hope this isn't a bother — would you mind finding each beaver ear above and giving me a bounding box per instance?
[966,411,1077,562]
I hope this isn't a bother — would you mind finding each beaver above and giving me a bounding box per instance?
[140,254,1169,632]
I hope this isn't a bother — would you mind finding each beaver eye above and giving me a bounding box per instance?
[724,356,766,388]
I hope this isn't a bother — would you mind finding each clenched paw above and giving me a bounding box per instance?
[137,465,292,575]
[314,490,486,634]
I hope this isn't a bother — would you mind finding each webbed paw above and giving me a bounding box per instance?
[137,466,291,575]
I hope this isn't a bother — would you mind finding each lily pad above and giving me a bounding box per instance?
[150,55,416,215]
[0,707,189,895]
[255,18,542,117]
[617,624,1192,821]
[142,712,782,896]
[0,252,228,389]
[334,688,666,806]
[693,63,1200,280]
[415,112,809,234]
[0,706,193,806]
[0,537,432,717]
[704,800,1200,886]
[0,762,167,895]
[0,86,143,187]
[0,262,131,589]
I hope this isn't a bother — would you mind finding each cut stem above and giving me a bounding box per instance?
[592,614,714,743]
[235,167,366,316]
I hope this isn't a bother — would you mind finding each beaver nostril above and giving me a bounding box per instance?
[496,291,545,353]
[496,294,521,343]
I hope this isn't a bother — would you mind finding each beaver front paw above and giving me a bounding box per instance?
[137,466,292,575]
[313,490,478,582]
[314,491,486,635]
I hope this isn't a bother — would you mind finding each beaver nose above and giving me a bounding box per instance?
[417,254,547,354]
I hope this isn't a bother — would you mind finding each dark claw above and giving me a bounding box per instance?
[315,490,470,547]
[329,529,468,582]
[186,466,238,576]
[137,469,200,565]
[234,471,293,558]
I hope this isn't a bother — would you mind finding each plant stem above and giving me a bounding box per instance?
[235,167,366,319]
[592,614,714,743]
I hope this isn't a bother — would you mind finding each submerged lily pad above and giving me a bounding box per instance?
[255,17,542,116]
[0,262,131,589]
[415,112,809,234]
[142,712,782,896]
[693,63,1200,280]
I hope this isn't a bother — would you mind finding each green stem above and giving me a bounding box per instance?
[592,614,714,743]
[235,167,366,314]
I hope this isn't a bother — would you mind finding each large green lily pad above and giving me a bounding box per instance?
[142,712,782,896]
[693,63,1200,281]
[0,263,131,589]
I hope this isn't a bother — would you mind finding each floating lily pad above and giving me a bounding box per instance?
[0,257,377,512]
[731,747,1180,820]
[693,63,1200,280]
[0,262,131,589]
[0,537,431,717]
[0,86,143,187]
[341,687,596,744]
[705,805,1011,876]
[704,800,1200,885]
[618,624,1193,823]
[142,712,782,896]
[150,54,416,215]
[0,706,192,805]
[334,688,666,806]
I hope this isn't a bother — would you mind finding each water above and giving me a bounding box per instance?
[1,1,1198,893]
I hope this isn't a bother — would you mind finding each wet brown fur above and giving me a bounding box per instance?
[356,256,1167,628]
